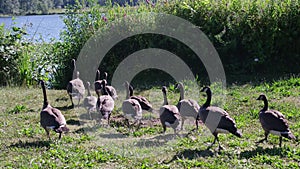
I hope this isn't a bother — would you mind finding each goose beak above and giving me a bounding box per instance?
[256,97,260,100]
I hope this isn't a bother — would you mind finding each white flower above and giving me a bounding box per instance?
[254,58,259,62]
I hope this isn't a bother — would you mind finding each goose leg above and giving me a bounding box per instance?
[207,134,217,149]
[215,135,224,151]
[256,131,269,144]
[45,128,50,140]
[162,125,166,134]
[86,109,91,120]
[181,118,185,130]
[58,132,62,140]
[69,95,74,108]
[77,98,80,108]
[107,114,111,126]
[135,120,141,131]
[279,136,282,147]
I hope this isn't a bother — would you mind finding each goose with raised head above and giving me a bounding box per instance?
[176,82,200,130]
[198,86,242,150]
[159,86,181,134]
[122,82,143,131]
[101,72,118,100]
[97,80,115,125]
[256,94,296,147]
[40,80,69,140]
[94,70,102,97]
[66,59,85,107]
[83,81,97,119]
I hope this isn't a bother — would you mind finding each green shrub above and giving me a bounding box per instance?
[52,0,300,88]
[0,24,26,86]
[0,22,56,87]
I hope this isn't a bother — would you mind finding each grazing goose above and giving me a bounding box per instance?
[176,82,200,130]
[256,94,296,147]
[66,59,85,107]
[40,80,69,140]
[124,81,153,112]
[122,82,143,131]
[159,86,181,134]
[97,80,115,125]
[101,72,118,100]
[198,86,242,150]
[94,70,102,97]
[83,81,97,119]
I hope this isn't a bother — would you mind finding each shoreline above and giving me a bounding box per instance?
[0,9,66,17]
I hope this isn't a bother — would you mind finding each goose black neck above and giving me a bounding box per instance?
[96,70,100,81]
[179,86,184,101]
[163,90,168,105]
[262,98,268,111]
[87,84,91,96]
[104,72,108,80]
[41,82,49,108]
[102,83,109,95]
[72,59,77,79]
[125,85,130,99]
[129,85,133,97]
[203,90,211,107]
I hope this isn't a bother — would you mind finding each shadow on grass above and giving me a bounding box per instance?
[9,140,50,148]
[79,112,99,121]
[73,125,102,134]
[134,134,180,148]
[164,148,214,164]
[67,119,85,126]
[240,146,286,159]
[99,133,128,139]
[55,105,74,111]
[55,96,69,102]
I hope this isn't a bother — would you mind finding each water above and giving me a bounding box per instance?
[0,14,65,42]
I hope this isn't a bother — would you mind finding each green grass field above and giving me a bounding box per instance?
[1,77,300,168]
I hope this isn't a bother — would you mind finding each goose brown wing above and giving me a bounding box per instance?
[198,106,229,122]
[99,96,114,112]
[259,110,290,132]
[217,114,239,133]
[40,106,66,129]
[160,105,180,124]
[188,99,200,110]
[130,95,152,110]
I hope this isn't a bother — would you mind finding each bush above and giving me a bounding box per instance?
[0,24,26,86]
[0,22,56,87]
[52,0,300,88]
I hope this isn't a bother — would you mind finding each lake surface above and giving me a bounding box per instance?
[0,14,65,42]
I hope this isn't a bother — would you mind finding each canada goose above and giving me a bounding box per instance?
[124,81,153,112]
[94,70,102,97]
[83,81,97,119]
[97,80,115,125]
[101,72,118,100]
[159,86,181,134]
[256,94,296,147]
[198,86,242,150]
[40,80,69,140]
[122,82,142,131]
[66,59,85,107]
[176,82,200,130]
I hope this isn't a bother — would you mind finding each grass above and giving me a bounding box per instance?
[0,77,300,168]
